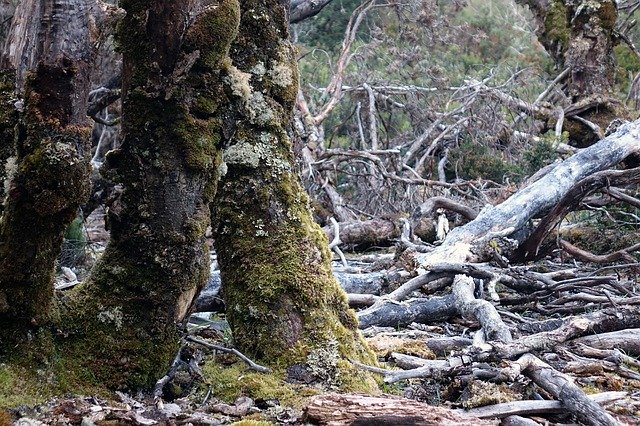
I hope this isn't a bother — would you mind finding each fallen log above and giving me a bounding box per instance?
[359,123,640,328]
[304,393,496,426]
[511,354,620,426]
[572,329,640,356]
[358,294,458,329]
[459,391,626,420]
[322,217,400,247]
[415,120,640,266]
[492,306,640,359]
[194,269,394,312]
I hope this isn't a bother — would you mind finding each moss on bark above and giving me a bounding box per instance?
[52,0,240,390]
[0,61,92,355]
[212,0,376,390]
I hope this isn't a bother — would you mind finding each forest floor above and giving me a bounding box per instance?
[4,207,640,426]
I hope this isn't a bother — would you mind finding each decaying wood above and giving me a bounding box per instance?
[451,275,512,343]
[492,306,640,359]
[323,217,400,247]
[414,121,640,266]
[519,167,640,260]
[559,239,639,264]
[304,393,497,426]
[572,329,640,356]
[459,391,627,420]
[358,294,458,329]
[510,354,621,426]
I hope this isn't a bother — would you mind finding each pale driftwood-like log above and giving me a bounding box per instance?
[511,354,620,426]
[335,271,387,295]
[572,329,640,356]
[194,269,388,312]
[413,121,640,266]
[323,217,400,247]
[492,306,640,359]
[358,294,458,329]
[347,293,380,307]
[304,393,496,426]
[458,391,626,420]
[520,167,640,260]
[452,275,512,343]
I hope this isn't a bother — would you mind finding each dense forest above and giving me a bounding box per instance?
[0,0,639,425]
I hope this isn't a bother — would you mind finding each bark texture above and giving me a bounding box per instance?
[0,0,100,353]
[517,0,622,146]
[212,0,375,380]
[56,0,240,389]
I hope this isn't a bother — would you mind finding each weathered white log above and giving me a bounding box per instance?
[492,306,640,359]
[451,275,512,343]
[415,120,640,266]
[458,391,626,420]
[572,329,640,356]
[510,354,620,426]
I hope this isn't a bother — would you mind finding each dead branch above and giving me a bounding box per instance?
[459,391,626,420]
[559,239,639,264]
[519,166,640,260]
[452,275,512,343]
[510,354,620,426]
[186,337,271,373]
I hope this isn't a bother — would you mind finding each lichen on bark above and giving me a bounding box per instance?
[212,0,376,389]
[51,0,241,389]
[0,60,92,356]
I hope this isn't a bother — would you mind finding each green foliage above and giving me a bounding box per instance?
[522,132,562,176]
[296,0,365,51]
[60,216,86,267]
[614,44,640,95]
[449,141,522,183]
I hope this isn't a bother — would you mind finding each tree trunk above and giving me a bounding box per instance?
[517,0,623,146]
[0,0,103,354]
[55,0,240,389]
[212,0,376,384]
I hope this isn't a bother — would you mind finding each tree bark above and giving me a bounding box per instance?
[516,0,623,146]
[55,0,240,389]
[0,0,104,353]
[304,393,495,426]
[212,0,376,382]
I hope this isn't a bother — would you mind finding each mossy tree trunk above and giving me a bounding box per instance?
[518,0,623,146]
[0,0,105,353]
[56,0,241,389]
[212,0,376,386]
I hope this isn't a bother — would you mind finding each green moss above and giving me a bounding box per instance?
[201,361,318,408]
[185,0,241,69]
[0,365,49,409]
[544,0,569,50]
[0,350,128,410]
